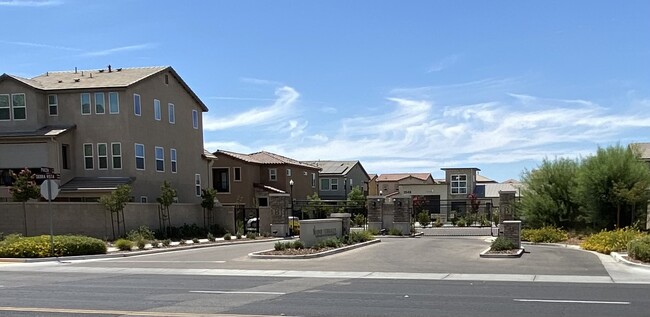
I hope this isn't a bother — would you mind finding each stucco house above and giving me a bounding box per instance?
[209,150,320,207]
[0,66,210,203]
[375,173,435,196]
[303,160,371,200]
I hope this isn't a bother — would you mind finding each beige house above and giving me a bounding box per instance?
[209,150,320,207]
[0,66,210,203]
[375,173,435,196]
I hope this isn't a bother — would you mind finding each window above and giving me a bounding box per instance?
[97,143,108,170]
[133,94,141,116]
[234,167,241,181]
[81,93,91,115]
[111,143,122,169]
[312,173,316,187]
[95,92,105,114]
[155,146,164,172]
[12,94,26,120]
[62,144,70,169]
[192,110,198,129]
[170,148,177,173]
[213,168,229,192]
[164,74,169,85]
[168,103,175,124]
[303,171,308,176]
[331,178,339,191]
[135,143,145,170]
[269,168,277,181]
[287,168,292,177]
[258,197,269,207]
[154,99,161,121]
[48,95,58,116]
[109,92,119,114]
[320,178,330,191]
[195,174,201,197]
[0,94,9,120]
[451,174,467,194]
[140,196,148,203]
[83,143,93,170]
[349,179,354,186]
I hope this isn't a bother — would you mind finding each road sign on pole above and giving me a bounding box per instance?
[40,180,60,200]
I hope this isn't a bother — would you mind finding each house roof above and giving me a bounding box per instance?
[482,183,522,198]
[303,160,370,179]
[377,173,432,182]
[202,149,217,160]
[476,174,497,183]
[368,174,377,180]
[502,178,521,184]
[215,150,320,170]
[254,183,286,194]
[60,177,133,192]
[0,125,75,139]
[0,66,208,111]
[630,143,650,160]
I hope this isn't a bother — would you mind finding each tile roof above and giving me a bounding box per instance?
[377,173,432,182]
[0,125,75,138]
[215,150,320,169]
[482,183,522,198]
[303,161,358,175]
[476,174,497,183]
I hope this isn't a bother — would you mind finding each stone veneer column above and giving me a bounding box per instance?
[498,190,517,224]
[366,196,384,232]
[392,197,411,235]
[329,213,351,236]
[269,194,290,237]
[502,220,522,248]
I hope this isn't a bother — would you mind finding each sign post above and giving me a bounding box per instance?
[40,179,60,257]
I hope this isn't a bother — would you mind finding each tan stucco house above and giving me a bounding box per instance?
[0,66,210,203]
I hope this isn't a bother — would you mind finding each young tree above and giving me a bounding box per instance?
[10,168,40,235]
[520,158,583,229]
[157,180,177,237]
[99,184,132,240]
[305,193,328,219]
[201,188,217,228]
[575,144,650,229]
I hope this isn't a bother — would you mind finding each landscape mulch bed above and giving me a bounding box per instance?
[259,247,337,256]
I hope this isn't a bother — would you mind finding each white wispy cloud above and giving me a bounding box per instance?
[0,40,80,51]
[427,54,459,72]
[203,86,300,131]
[208,96,277,101]
[204,141,252,154]
[240,77,283,86]
[0,0,61,6]
[82,43,157,57]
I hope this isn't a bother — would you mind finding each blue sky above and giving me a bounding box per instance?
[2,0,650,182]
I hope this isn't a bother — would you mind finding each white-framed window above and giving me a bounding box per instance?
[81,93,91,115]
[349,179,353,187]
[111,142,122,169]
[287,168,292,177]
[133,94,141,116]
[168,103,175,124]
[320,178,330,191]
[451,174,467,194]
[0,94,9,120]
[269,168,277,181]
[155,146,164,172]
[97,143,108,170]
[192,109,199,129]
[170,148,177,173]
[83,143,93,170]
[331,178,339,191]
[48,94,58,116]
[9,93,26,120]
[234,167,241,181]
[95,92,105,114]
[312,173,316,188]
[195,174,201,197]
[140,196,148,203]
[154,99,161,121]
[109,92,119,114]
[135,143,145,170]
[213,168,229,192]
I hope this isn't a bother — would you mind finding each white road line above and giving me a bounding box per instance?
[0,306,289,316]
[190,290,286,295]
[110,261,226,263]
[514,299,630,305]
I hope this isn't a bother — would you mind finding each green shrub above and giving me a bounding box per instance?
[292,240,305,249]
[274,241,288,251]
[367,227,380,235]
[192,237,200,244]
[451,217,459,226]
[115,238,134,251]
[490,237,517,251]
[150,240,160,248]
[324,238,342,248]
[388,228,403,236]
[135,238,147,250]
[456,218,467,227]
[236,233,242,239]
[246,232,257,240]
[207,233,215,242]
[224,233,232,241]
[162,239,171,247]
[347,231,373,244]
[521,227,568,243]
[628,236,650,263]
[581,228,646,254]
[417,212,431,228]
[0,235,107,258]
[179,239,187,245]
[434,218,443,227]
[353,214,366,227]
[480,216,491,227]
[126,225,155,241]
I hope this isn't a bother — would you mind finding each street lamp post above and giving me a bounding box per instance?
[289,179,294,236]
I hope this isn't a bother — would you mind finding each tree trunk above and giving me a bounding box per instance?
[22,202,27,236]
[617,204,621,229]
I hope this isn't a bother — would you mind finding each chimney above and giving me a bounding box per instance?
[108,65,112,72]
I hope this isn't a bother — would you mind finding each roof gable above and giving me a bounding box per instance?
[214,150,319,170]
[377,173,433,182]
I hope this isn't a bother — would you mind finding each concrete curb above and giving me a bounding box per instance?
[376,232,424,239]
[611,252,650,269]
[248,239,381,259]
[479,247,525,258]
[0,237,284,263]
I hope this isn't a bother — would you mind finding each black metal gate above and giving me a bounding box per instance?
[234,206,259,234]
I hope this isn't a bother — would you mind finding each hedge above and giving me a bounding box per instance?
[0,235,107,258]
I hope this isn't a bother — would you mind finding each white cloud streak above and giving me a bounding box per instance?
[427,54,459,72]
[0,40,80,51]
[0,0,61,6]
[82,43,157,57]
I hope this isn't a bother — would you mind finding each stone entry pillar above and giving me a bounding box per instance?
[366,196,384,232]
[498,190,517,223]
[269,194,290,237]
[393,197,411,235]
[502,220,522,248]
[329,213,351,236]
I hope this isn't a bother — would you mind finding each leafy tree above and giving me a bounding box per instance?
[157,180,177,237]
[99,184,132,240]
[417,211,431,228]
[520,158,583,229]
[347,186,365,206]
[305,193,328,219]
[10,168,40,235]
[201,188,217,228]
[575,144,650,229]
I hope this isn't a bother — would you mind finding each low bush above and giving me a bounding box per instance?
[236,232,242,239]
[456,218,467,227]
[490,237,517,251]
[162,239,171,247]
[135,238,147,250]
[521,227,568,243]
[207,233,215,242]
[353,214,366,227]
[246,232,257,240]
[417,212,431,228]
[388,228,403,236]
[156,223,208,240]
[347,231,373,244]
[291,240,305,249]
[179,239,187,245]
[150,240,160,248]
[434,218,443,227]
[0,235,107,258]
[367,227,380,235]
[127,225,155,241]
[224,233,232,241]
[274,241,288,251]
[192,238,200,244]
[115,238,134,251]
[628,236,650,263]
[581,228,646,254]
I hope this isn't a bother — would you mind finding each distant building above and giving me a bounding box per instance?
[304,160,370,200]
